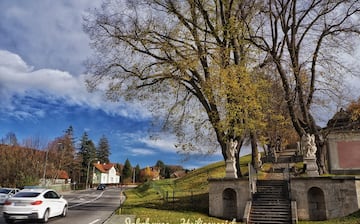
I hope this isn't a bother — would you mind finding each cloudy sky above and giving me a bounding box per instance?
[0,0,224,169]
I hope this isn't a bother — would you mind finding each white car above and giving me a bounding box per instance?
[3,188,68,223]
[0,188,20,204]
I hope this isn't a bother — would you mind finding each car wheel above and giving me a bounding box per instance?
[61,205,68,217]
[4,218,14,224]
[41,209,49,223]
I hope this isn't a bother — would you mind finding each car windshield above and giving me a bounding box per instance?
[0,189,11,194]
[14,192,41,197]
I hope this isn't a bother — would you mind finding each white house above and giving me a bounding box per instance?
[92,162,120,185]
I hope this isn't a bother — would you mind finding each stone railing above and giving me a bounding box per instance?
[291,200,298,224]
[248,163,257,198]
[242,200,252,223]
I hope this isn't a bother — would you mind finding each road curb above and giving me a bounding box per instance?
[103,214,136,224]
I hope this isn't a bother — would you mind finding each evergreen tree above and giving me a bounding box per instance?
[155,160,166,178]
[63,125,78,182]
[78,132,97,182]
[134,164,141,183]
[122,158,132,182]
[96,135,110,163]
[164,166,171,179]
[65,126,76,146]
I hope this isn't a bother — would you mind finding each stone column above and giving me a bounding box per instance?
[225,159,237,178]
[303,157,319,177]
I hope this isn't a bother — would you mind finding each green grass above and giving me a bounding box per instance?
[299,210,360,224]
[118,154,360,224]
[118,155,251,223]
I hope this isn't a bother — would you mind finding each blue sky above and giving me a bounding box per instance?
[0,0,226,169]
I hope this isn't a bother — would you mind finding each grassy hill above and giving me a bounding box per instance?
[119,159,233,223]
[119,154,360,223]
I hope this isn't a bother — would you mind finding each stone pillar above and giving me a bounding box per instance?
[225,160,237,178]
[304,157,319,177]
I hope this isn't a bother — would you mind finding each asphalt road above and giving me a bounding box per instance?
[0,187,126,224]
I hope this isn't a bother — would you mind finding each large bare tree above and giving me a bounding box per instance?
[84,0,271,177]
[245,0,360,174]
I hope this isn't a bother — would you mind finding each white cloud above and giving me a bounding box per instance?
[130,148,156,156]
[0,50,151,120]
[0,0,100,75]
[0,50,31,72]
[139,137,178,153]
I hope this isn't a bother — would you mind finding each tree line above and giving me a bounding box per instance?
[0,126,186,187]
[0,126,112,188]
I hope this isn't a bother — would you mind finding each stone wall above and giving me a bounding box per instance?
[291,176,360,220]
[209,176,360,221]
[356,180,360,212]
[208,178,250,221]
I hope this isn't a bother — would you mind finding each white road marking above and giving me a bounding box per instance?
[89,219,100,224]
[68,191,105,208]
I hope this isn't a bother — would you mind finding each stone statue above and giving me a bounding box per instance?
[301,133,319,176]
[226,139,238,161]
[225,138,238,178]
[301,133,317,159]
[257,152,262,168]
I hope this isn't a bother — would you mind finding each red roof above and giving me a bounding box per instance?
[58,170,69,179]
[93,163,115,173]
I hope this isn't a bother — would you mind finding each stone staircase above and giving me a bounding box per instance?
[267,147,303,175]
[276,148,298,163]
[248,180,291,224]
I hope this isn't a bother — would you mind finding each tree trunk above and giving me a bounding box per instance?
[250,132,259,169]
[315,134,328,175]
[235,139,244,178]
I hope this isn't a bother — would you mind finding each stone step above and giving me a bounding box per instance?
[253,199,289,202]
[249,218,290,223]
[250,214,290,219]
[255,192,285,196]
[256,187,288,193]
[257,187,285,191]
[248,221,289,224]
[278,151,296,156]
[252,203,290,208]
[255,190,285,194]
[251,210,290,214]
[284,148,298,152]
[257,185,286,188]
[252,202,289,205]
[256,190,286,193]
[251,208,290,212]
[249,217,290,222]
[249,180,291,224]
[255,190,286,193]
[257,180,287,185]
